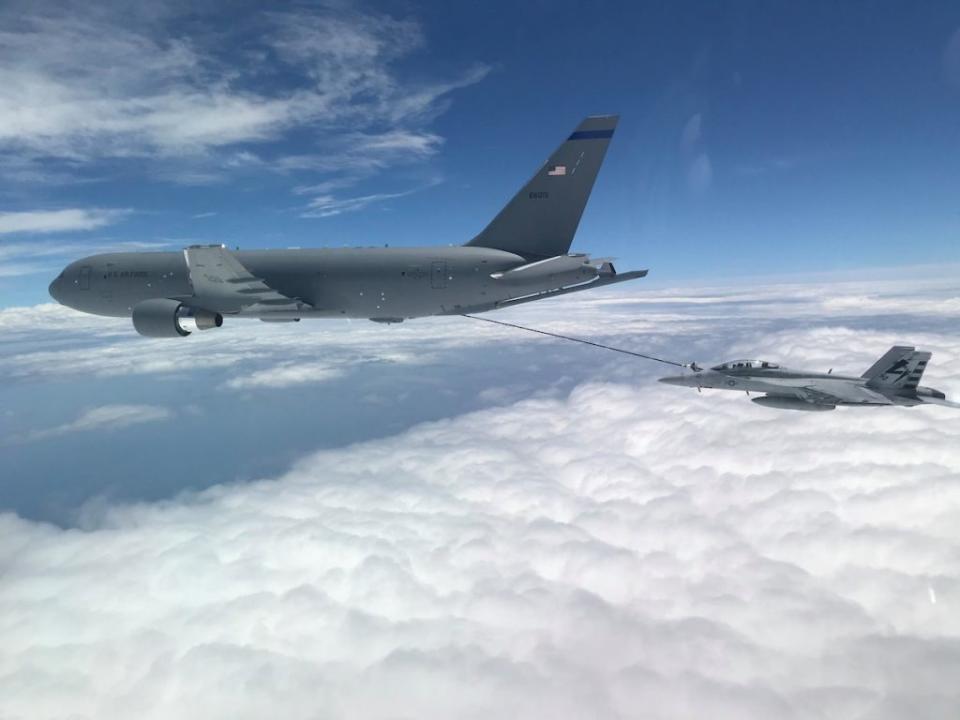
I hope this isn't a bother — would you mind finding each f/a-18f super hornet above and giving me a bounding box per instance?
[659,346,958,411]
[48,115,646,337]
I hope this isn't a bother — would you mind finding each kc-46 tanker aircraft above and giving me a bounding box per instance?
[659,346,959,411]
[49,115,647,337]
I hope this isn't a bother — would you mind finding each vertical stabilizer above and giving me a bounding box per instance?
[466,115,618,259]
[862,346,931,392]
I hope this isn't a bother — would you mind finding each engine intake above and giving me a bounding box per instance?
[194,309,224,331]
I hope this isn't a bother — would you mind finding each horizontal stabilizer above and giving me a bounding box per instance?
[915,386,960,408]
[491,268,647,310]
[490,254,598,285]
[921,397,960,409]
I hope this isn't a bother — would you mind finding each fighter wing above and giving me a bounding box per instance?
[183,245,310,315]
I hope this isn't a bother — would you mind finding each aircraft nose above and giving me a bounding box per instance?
[48,273,64,304]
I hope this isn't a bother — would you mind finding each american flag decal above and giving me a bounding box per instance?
[547,164,567,176]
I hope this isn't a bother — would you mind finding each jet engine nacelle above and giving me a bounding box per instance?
[131,299,222,338]
[751,395,835,411]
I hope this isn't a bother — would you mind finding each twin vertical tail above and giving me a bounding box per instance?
[466,115,618,260]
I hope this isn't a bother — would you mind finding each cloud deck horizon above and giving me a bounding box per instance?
[1,278,959,719]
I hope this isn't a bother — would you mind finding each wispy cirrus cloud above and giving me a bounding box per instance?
[0,4,486,192]
[0,238,169,278]
[285,130,446,216]
[5,404,172,445]
[680,113,713,193]
[0,4,486,221]
[0,206,146,280]
[0,208,127,235]
[281,131,445,176]
[301,188,424,218]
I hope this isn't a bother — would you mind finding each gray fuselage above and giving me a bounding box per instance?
[49,246,598,320]
[674,366,878,400]
[660,359,948,409]
[47,115,651,335]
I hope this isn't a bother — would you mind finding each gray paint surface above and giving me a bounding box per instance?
[660,346,958,410]
[48,115,645,335]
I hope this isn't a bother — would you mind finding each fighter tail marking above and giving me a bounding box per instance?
[862,345,932,391]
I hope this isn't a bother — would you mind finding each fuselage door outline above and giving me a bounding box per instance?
[431,261,447,289]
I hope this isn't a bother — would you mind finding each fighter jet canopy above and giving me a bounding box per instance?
[711,360,780,371]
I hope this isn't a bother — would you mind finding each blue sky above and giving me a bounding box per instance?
[1,1,959,307]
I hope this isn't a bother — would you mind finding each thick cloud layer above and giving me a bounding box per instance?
[1,278,959,719]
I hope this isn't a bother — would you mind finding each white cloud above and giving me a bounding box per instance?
[0,15,280,158]
[681,112,702,150]
[680,112,711,193]
[687,152,713,193]
[0,261,51,278]
[1,368,959,717]
[284,131,444,176]
[0,305,437,382]
[821,293,960,316]
[1,277,959,718]
[0,240,166,263]
[0,208,126,235]
[0,302,130,335]
[0,4,486,221]
[302,188,422,218]
[224,362,345,390]
[286,131,445,215]
[0,6,486,170]
[0,238,169,279]
[2,276,959,390]
[7,404,171,444]
[357,130,444,155]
